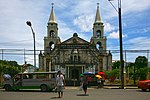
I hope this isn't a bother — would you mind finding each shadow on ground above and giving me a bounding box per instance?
[76,94,89,96]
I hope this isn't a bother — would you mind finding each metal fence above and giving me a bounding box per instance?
[0,49,150,67]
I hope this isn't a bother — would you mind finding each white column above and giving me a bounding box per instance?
[49,61,51,72]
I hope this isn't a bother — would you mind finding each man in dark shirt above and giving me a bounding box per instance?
[82,75,88,95]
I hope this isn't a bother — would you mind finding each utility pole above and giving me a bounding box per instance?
[118,0,124,89]
[108,0,124,88]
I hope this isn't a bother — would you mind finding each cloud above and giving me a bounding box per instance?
[73,15,94,32]
[58,20,90,42]
[143,27,150,33]
[122,0,150,14]
[107,31,127,39]
[124,37,150,50]
[58,20,75,41]
[108,31,119,39]
[104,23,116,32]
[0,0,50,49]
[69,1,96,16]
[127,37,148,44]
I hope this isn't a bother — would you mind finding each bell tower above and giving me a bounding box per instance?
[44,3,60,53]
[91,3,106,52]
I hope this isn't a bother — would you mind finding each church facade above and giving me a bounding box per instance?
[39,3,112,80]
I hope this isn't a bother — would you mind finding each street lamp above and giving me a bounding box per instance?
[108,0,124,89]
[26,21,36,68]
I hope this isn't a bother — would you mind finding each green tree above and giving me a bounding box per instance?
[112,61,120,70]
[134,56,148,81]
[135,56,148,69]
[136,68,149,80]
[0,60,21,77]
[104,69,120,82]
[110,69,120,78]
[3,66,19,77]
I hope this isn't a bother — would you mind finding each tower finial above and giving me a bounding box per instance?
[97,3,99,9]
[97,3,99,6]
[52,3,54,7]
[94,3,101,23]
[48,2,56,23]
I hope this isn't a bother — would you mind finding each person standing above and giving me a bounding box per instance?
[79,75,84,91]
[97,77,104,88]
[56,71,65,98]
[82,75,88,95]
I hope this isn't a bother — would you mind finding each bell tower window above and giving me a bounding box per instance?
[50,30,55,38]
[49,41,54,51]
[96,41,103,52]
[96,30,101,38]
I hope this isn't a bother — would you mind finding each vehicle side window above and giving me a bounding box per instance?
[36,74,48,79]
[23,75,33,79]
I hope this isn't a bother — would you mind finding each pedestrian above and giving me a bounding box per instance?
[97,78,104,88]
[82,75,88,95]
[56,71,65,98]
[79,74,84,91]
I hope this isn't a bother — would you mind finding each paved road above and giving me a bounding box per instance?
[0,88,150,100]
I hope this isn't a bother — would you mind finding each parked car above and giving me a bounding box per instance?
[138,79,150,91]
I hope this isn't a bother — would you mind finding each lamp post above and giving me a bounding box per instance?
[26,21,36,68]
[108,0,124,89]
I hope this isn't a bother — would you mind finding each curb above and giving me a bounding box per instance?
[65,86,138,90]
[103,86,138,89]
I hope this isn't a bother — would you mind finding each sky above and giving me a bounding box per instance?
[0,0,150,65]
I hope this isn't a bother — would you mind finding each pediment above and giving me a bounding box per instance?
[61,33,89,45]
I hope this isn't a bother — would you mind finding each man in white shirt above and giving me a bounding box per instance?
[56,71,65,98]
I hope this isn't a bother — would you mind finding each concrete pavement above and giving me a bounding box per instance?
[0,87,149,100]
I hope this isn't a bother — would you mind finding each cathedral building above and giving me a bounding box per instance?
[39,3,112,80]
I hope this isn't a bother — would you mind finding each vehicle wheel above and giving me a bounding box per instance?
[40,85,48,92]
[4,84,12,91]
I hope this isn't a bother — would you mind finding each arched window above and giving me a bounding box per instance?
[50,30,55,37]
[70,49,79,62]
[49,41,54,51]
[96,30,101,37]
[96,41,103,52]
[74,55,77,61]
